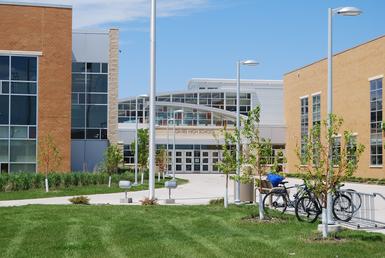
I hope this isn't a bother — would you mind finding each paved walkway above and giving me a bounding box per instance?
[0,174,235,207]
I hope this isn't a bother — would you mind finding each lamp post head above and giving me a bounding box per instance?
[241,60,259,66]
[334,6,362,16]
[174,109,183,114]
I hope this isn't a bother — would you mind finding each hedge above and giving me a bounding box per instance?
[0,171,148,192]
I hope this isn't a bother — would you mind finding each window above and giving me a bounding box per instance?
[312,94,321,125]
[300,97,309,162]
[0,96,9,124]
[0,55,38,173]
[347,135,357,164]
[10,140,36,162]
[72,74,85,92]
[11,56,37,81]
[86,105,107,128]
[370,78,383,166]
[72,62,108,140]
[11,95,36,125]
[0,56,9,80]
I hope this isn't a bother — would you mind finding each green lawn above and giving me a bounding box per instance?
[0,178,188,201]
[0,205,383,258]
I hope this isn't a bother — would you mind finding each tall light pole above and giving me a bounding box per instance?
[149,0,156,199]
[324,6,362,237]
[134,94,148,186]
[173,109,183,180]
[235,60,259,203]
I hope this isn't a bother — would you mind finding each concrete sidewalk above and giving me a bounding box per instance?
[0,174,234,207]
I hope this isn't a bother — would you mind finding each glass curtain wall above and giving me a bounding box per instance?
[0,55,37,173]
[71,62,108,140]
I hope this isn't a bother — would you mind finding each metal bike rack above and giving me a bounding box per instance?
[339,190,385,230]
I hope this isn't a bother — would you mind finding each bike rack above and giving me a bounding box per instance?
[339,190,385,230]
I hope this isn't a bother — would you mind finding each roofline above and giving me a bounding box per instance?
[118,86,282,102]
[73,29,111,35]
[189,78,283,83]
[0,1,72,9]
[285,34,385,75]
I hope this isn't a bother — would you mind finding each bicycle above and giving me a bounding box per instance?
[295,185,354,223]
[262,181,311,218]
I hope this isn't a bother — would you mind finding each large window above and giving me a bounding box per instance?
[300,97,309,162]
[0,55,38,173]
[312,94,321,165]
[370,78,383,166]
[71,62,108,140]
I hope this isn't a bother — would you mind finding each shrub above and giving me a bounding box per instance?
[48,173,62,188]
[140,198,158,205]
[71,173,80,186]
[69,196,90,205]
[63,174,72,188]
[80,173,92,186]
[32,173,45,189]
[209,198,224,205]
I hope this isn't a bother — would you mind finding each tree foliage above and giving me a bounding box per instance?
[103,144,123,175]
[296,114,365,207]
[39,134,62,176]
[156,147,168,173]
[131,128,149,171]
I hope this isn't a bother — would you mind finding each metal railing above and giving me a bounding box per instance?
[339,190,385,230]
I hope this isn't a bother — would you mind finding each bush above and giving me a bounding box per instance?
[209,198,224,205]
[69,196,90,205]
[140,198,158,205]
[48,173,62,188]
[0,171,139,192]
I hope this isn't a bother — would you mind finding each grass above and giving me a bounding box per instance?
[0,205,383,258]
[0,178,188,201]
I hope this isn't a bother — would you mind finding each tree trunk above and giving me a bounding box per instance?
[108,175,111,188]
[158,172,160,182]
[224,174,228,208]
[45,177,49,193]
[258,173,264,220]
[141,171,144,185]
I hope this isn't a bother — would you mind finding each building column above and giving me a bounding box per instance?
[108,28,119,144]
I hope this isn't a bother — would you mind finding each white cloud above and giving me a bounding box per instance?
[8,0,210,28]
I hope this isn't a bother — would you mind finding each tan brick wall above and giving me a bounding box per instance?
[284,36,385,179]
[108,29,119,145]
[0,4,72,172]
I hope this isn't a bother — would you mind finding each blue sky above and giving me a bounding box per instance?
[11,0,385,98]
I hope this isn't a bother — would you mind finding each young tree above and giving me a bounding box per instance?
[131,128,149,184]
[217,127,237,208]
[242,106,277,220]
[104,144,123,187]
[39,134,62,192]
[297,114,364,237]
[156,147,167,182]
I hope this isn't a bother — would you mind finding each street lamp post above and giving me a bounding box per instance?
[324,6,362,237]
[172,110,183,180]
[235,60,259,203]
[134,94,148,186]
[149,0,156,200]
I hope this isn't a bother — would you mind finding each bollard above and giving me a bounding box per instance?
[164,180,177,204]
[119,180,132,203]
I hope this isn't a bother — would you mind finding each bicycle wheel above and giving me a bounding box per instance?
[295,196,320,223]
[263,191,287,217]
[344,189,362,214]
[333,193,353,222]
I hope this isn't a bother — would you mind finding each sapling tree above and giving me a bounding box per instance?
[217,127,237,208]
[156,147,167,182]
[131,128,149,184]
[241,106,277,220]
[297,114,364,237]
[39,134,62,192]
[103,144,123,187]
